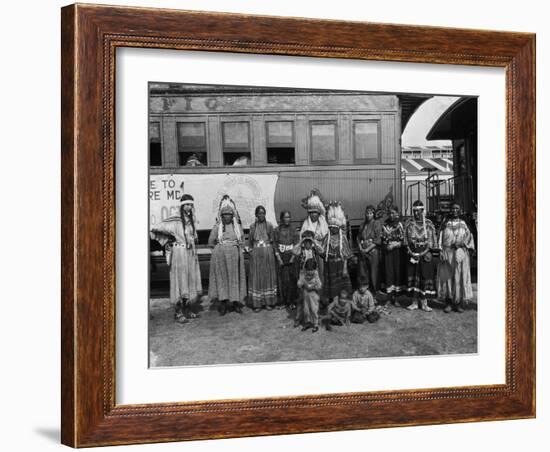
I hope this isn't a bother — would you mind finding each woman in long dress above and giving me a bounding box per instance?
[403,200,439,312]
[357,205,382,293]
[438,202,476,313]
[150,193,202,324]
[207,195,247,316]
[247,205,278,312]
[381,205,406,306]
[273,210,300,309]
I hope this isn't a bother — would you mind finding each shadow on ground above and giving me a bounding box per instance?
[149,294,477,367]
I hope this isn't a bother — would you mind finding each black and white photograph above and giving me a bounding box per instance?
[3,0,544,450]
[148,83,478,367]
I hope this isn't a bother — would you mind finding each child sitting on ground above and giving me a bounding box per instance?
[325,289,352,331]
[296,258,322,333]
[350,283,380,324]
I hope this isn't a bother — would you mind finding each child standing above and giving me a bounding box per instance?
[296,258,322,333]
[293,230,323,274]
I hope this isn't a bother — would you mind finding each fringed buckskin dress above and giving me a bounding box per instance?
[438,218,475,305]
[150,217,202,304]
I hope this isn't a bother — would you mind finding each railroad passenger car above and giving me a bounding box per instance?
[148,84,432,291]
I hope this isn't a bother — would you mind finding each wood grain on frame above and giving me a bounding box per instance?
[61,3,536,447]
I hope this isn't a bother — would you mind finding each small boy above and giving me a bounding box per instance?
[350,283,379,324]
[296,258,322,333]
[294,230,323,271]
[325,289,352,330]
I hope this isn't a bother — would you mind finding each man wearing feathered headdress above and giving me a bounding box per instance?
[321,201,353,303]
[150,192,202,324]
[207,195,247,316]
[298,190,329,289]
[300,189,329,243]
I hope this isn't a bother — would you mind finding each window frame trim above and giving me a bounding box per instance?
[309,119,339,165]
[352,119,381,165]
[176,121,209,166]
[148,120,163,167]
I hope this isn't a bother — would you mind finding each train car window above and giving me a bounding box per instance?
[266,121,295,164]
[149,122,162,167]
[222,121,251,166]
[177,122,208,166]
[353,121,380,163]
[310,121,337,163]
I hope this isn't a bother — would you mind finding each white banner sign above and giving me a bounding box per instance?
[149,173,279,229]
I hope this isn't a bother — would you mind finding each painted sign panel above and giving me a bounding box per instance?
[149,173,279,229]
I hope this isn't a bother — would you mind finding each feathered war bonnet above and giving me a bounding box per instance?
[301,189,326,216]
[216,194,242,241]
[326,201,347,229]
[325,201,347,261]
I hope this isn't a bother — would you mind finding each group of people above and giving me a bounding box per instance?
[150,190,476,329]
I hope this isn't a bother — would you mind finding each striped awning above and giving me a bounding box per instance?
[401,158,454,174]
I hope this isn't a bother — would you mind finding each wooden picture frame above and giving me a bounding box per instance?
[61,3,535,447]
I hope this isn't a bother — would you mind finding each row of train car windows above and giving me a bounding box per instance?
[149,120,379,167]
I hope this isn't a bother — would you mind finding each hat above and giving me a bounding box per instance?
[220,205,234,215]
[326,201,346,228]
[217,194,238,218]
[215,194,242,242]
[180,194,194,205]
[412,200,425,211]
[301,230,315,242]
[301,189,326,216]
[185,153,204,166]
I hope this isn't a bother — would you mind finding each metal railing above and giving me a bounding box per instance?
[403,173,473,216]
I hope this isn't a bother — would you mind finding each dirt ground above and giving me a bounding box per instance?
[149,288,477,367]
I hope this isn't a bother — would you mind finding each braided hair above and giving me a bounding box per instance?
[180,204,196,246]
